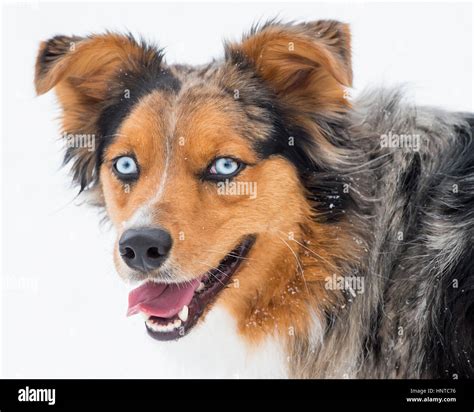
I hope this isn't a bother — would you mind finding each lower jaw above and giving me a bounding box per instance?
[145,315,187,341]
[144,235,256,341]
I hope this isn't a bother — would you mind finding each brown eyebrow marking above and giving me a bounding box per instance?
[96,66,181,170]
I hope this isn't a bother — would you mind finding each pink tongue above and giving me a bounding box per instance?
[127,280,199,318]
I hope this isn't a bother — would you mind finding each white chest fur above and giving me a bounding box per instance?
[142,306,288,378]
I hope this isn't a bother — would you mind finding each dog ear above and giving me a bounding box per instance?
[34,33,164,194]
[225,20,352,113]
[35,33,162,98]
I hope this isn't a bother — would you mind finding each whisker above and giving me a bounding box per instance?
[276,229,338,272]
[277,235,310,294]
[192,260,229,287]
[201,247,257,262]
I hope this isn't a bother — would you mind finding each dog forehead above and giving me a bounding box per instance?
[132,82,245,144]
[110,62,271,166]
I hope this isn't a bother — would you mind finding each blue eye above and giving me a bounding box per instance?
[114,156,138,178]
[209,157,241,177]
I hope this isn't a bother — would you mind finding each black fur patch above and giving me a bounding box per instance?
[38,35,83,77]
[49,35,181,192]
[424,116,474,378]
[224,50,354,222]
[96,61,181,172]
[432,246,474,378]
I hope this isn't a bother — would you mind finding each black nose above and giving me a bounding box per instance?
[119,227,173,272]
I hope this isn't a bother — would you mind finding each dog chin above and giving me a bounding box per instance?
[125,235,256,341]
[146,305,289,378]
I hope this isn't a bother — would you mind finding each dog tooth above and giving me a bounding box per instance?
[145,315,184,332]
[196,282,205,292]
[178,305,189,322]
[147,320,158,331]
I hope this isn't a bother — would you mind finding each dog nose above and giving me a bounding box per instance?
[119,227,173,272]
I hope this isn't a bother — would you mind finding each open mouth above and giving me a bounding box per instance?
[127,235,255,341]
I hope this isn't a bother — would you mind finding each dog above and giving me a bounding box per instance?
[34,20,473,378]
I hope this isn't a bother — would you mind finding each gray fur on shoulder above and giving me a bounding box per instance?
[290,88,474,378]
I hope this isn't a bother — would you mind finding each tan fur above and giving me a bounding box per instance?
[226,21,352,112]
[35,34,157,97]
[100,88,355,346]
[35,22,360,363]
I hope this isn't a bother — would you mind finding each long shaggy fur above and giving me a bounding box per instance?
[289,89,474,378]
[35,20,473,379]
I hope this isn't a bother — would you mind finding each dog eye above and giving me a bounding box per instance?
[113,156,139,179]
[208,157,242,178]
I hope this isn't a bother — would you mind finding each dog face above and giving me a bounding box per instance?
[35,21,354,342]
[101,81,299,283]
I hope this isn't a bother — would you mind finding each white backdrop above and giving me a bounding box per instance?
[1,1,472,377]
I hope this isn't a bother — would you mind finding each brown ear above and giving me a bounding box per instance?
[35,35,84,95]
[34,33,165,193]
[35,33,162,98]
[225,20,352,112]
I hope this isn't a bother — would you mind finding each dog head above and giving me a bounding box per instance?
[35,21,355,341]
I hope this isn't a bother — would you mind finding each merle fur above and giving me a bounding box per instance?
[38,27,473,379]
